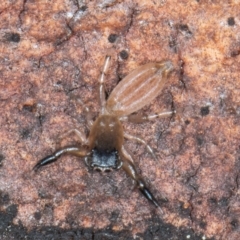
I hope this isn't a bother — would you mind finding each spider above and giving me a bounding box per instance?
[33,55,174,208]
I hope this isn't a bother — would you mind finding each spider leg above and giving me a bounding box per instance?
[33,147,87,171]
[120,110,176,123]
[57,128,87,145]
[74,98,94,128]
[121,109,176,160]
[99,55,111,114]
[124,132,157,161]
[144,110,176,121]
[120,147,160,208]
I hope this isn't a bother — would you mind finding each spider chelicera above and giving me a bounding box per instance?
[33,55,174,208]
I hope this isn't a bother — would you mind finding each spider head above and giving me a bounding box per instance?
[86,148,122,172]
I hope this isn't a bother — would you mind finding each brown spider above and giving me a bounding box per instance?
[33,55,174,208]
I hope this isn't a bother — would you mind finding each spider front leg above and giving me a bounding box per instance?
[120,147,160,208]
[33,146,88,171]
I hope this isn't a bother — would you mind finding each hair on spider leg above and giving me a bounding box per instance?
[33,55,175,208]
